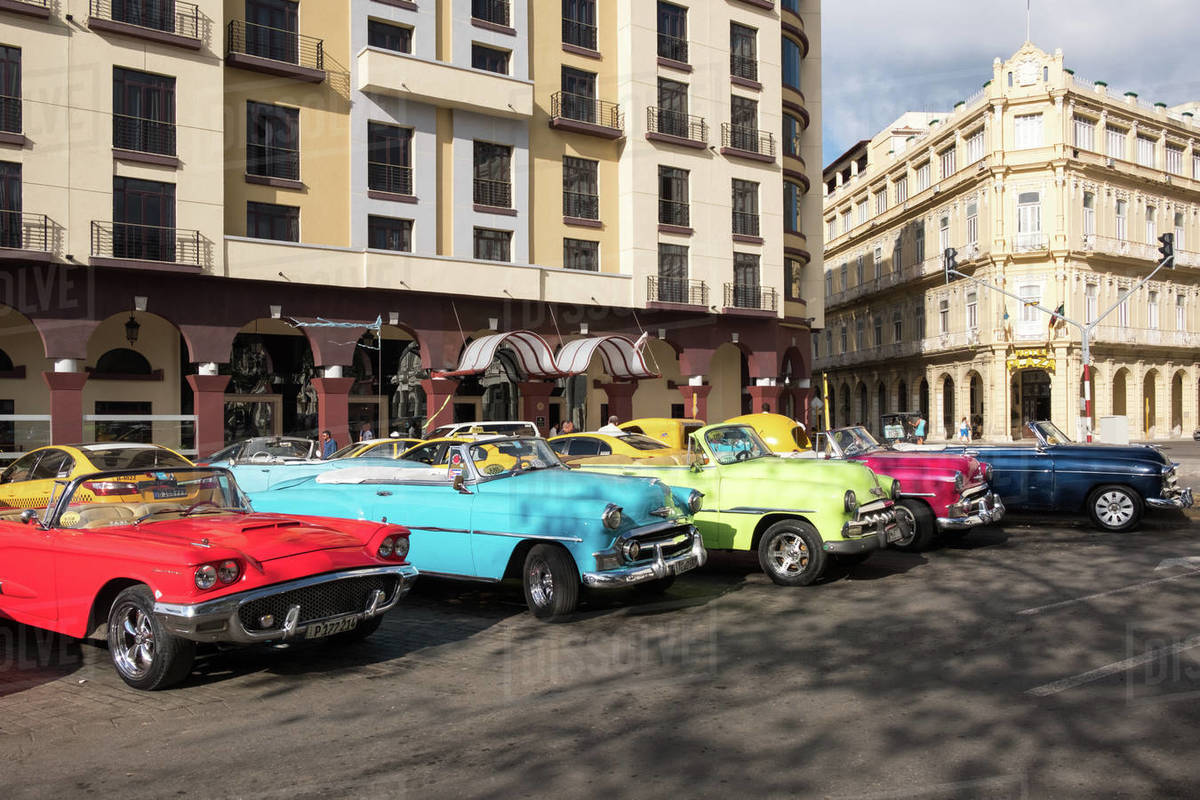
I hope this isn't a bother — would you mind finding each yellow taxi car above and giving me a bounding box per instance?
[548,432,686,465]
[335,437,423,460]
[724,413,812,453]
[399,436,522,475]
[0,443,195,510]
[616,418,705,451]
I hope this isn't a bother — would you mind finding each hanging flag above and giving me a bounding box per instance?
[1048,302,1065,330]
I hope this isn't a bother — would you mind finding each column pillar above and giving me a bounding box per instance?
[517,381,556,435]
[420,377,460,434]
[678,384,712,421]
[42,369,88,445]
[599,381,637,425]
[312,375,355,451]
[747,384,783,414]
[187,374,231,459]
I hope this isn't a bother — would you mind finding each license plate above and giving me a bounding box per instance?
[305,616,359,639]
[669,555,698,575]
[885,525,904,543]
[152,487,185,499]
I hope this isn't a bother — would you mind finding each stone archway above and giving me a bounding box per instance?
[1171,370,1185,437]
[856,382,868,427]
[1112,368,1129,417]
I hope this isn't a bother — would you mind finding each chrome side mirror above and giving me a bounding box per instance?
[452,474,473,495]
[20,509,40,525]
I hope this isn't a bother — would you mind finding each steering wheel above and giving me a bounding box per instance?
[735,450,751,462]
[248,451,274,463]
[183,500,221,515]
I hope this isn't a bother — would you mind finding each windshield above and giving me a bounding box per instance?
[619,434,671,451]
[329,442,367,459]
[462,438,565,478]
[832,426,881,456]
[703,426,772,465]
[78,446,192,470]
[1031,421,1072,445]
[250,438,315,459]
[47,468,248,529]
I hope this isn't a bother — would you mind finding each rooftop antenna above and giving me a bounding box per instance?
[1026,0,1031,43]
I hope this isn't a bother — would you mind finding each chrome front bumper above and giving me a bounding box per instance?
[830,503,903,553]
[938,491,1006,530]
[582,526,707,588]
[1148,486,1194,510]
[153,564,419,644]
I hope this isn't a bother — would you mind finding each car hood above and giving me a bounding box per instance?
[113,514,369,563]
[727,456,885,494]
[479,468,680,525]
[854,450,983,479]
[956,442,1171,468]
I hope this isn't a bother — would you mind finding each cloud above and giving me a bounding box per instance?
[822,0,1200,164]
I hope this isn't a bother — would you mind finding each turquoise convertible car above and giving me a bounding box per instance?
[241,437,707,620]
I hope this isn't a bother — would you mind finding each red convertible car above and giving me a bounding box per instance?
[0,467,418,690]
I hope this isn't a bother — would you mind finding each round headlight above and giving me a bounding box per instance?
[954,470,965,492]
[378,536,395,558]
[602,503,623,530]
[622,539,642,561]
[194,564,217,590]
[687,490,704,514]
[217,560,240,584]
[844,490,858,514]
[983,464,994,483]
[394,535,410,558]
[890,480,902,500]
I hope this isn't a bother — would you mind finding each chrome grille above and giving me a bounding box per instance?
[238,575,398,630]
[628,525,692,562]
[962,483,989,499]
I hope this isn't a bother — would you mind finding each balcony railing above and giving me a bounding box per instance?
[368,162,413,196]
[732,211,760,237]
[113,114,176,156]
[659,198,689,227]
[730,54,758,82]
[722,123,775,157]
[563,191,599,220]
[471,0,509,27]
[227,19,324,71]
[550,92,623,131]
[725,283,777,311]
[247,144,299,181]
[649,275,707,306]
[0,211,50,252]
[89,0,201,39]
[647,107,707,144]
[91,220,203,267]
[562,17,597,50]
[0,94,20,134]
[657,32,687,63]
[1011,232,1048,253]
[473,178,512,208]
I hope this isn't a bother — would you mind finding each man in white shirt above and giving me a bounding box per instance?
[596,415,623,435]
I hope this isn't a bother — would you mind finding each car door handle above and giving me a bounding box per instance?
[376,490,392,497]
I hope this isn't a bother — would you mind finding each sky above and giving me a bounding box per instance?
[821,0,1200,166]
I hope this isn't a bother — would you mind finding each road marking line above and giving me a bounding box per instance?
[1027,636,1200,697]
[1018,568,1200,616]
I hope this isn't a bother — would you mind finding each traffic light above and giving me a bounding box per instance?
[943,247,958,282]
[1158,232,1175,266]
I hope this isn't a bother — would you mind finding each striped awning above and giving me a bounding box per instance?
[556,335,659,379]
[435,331,563,378]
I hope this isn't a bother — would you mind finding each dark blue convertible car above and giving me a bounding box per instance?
[945,421,1192,532]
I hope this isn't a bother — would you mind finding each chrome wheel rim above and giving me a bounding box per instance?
[767,532,809,575]
[1096,490,1135,529]
[893,505,916,547]
[112,603,155,679]
[527,558,554,607]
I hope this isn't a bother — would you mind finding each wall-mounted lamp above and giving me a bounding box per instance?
[580,323,589,335]
[124,314,141,347]
[388,311,400,326]
[270,305,282,319]
[488,317,499,331]
[133,296,148,312]
[731,332,740,344]
[657,328,667,340]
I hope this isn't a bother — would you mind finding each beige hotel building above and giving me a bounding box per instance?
[818,43,1200,442]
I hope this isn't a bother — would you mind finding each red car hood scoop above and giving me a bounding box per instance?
[138,515,365,562]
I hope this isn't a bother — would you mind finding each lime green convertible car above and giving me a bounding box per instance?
[575,423,904,586]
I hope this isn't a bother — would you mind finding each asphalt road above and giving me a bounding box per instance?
[3,457,1200,798]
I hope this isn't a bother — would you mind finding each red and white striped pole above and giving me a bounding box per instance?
[1083,361,1092,442]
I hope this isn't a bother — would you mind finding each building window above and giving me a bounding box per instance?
[826,218,836,240]
[894,176,907,204]
[841,209,852,234]
[966,128,984,163]
[966,201,978,246]
[1118,294,1129,327]
[559,65,601,124]
[563,156,598,219]
[783,114,801,158]
[730,23,757,82]
[659,166,689,227]
[247,201,298,242]
[563,0,597,51]
[892,235,902,272]
[367,216,412,252]
[873,246,882,279]
[782,0,799,11]
[1194,153,1200,179]
[657,1,687,63]
[729,95,759,151]
[1019,284,1040,324]
[855,254,864,285]
[1167,145,1184,176]
[892,309,902,342]
[856,198,868,226]
[786,257,802,301]
[733,252,760,308]
[1148,290,1160,329]
[1085,282,1097,323]
[1145,205,1156,244]
[1176,294,1186,331]
[113,68,175,156]
[367,122,413,195]
[940,146,956,178]
[472,44,510,74]
[1074,116,1095,150]
[938,298,949,334]
[245,0,300,63]
[0,45,19,134]
[1175,211,1185,251]
[368,19,412,53]
[824,271,832,297]
[656,77,690,137]
[781,37,801,90]
[246,101,299,180]
[875,189,886,215]
[1106,126,1126,160]
[1136,135,1155,168]
[840,325,847,353]
[109,0,179,31]
[839,262,847,291]
[1013,113,1043,149]
[1083,191,1095,240]
[915,161,930,192]
[915,224,925,262]
[474,227,512,261]
[657,243,688,302]
[471,0,510,27]
[1016,191,1042,250]
[874,315,882,346]
[825,329,832,354]
[0,161,20,249]
[966,291,978,330]
[784,182,800,233]
[732,179,759,237]
[113,177,176,260]
[915,303,925,338]
[563,238,599,271]
[474,141,512,208]
[1116,198,1128,241]
[855,319,864,350]
[938,216,949,262]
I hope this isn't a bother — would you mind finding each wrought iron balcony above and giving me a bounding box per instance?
[0,211,51,253]
[659,198,689,228]
[562,17,597,50]
[113,114,176,156]
[563,191,599,220]
[471,0,509,27]
[368,162,413,196]
[649,275,707,306]
[647,107,707,145]
[227,19,325,82]
[722,123,776,158]
[549,92,623,138]
[725,283,777,312]
[247,144,299,181]
[91,221,203,267]
[0,94,20,134]
[657,32,687,63]
[89,0,201,45]
[732,211,760,237]
[473,178,512,208]
[730,54,758,82]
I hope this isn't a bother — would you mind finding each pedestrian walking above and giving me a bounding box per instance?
[320,430,337,458]
[958,416,970,443]
[914,415,926,445]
